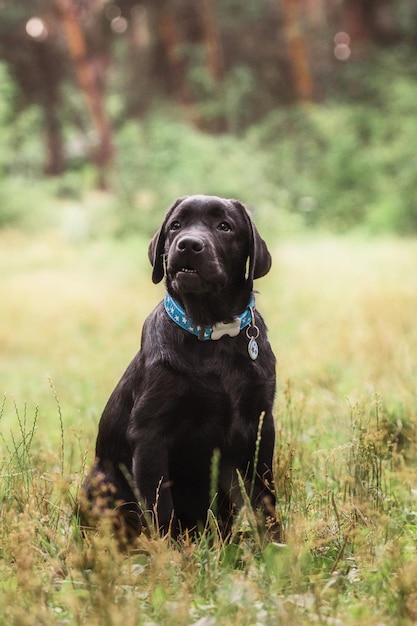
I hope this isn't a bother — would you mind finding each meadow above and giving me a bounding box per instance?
[1,227,417,625]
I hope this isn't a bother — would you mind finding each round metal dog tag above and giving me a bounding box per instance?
[248,337,259,361]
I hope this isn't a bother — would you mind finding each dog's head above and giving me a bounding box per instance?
[148,195,271,301]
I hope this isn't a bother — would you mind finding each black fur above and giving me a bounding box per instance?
[79,195,278,541]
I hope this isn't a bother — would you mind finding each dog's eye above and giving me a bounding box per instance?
[217,221,232,232]
[170,221,181,231]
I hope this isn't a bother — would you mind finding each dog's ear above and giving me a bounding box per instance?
[230,200,272,284]
[148,197,187,284]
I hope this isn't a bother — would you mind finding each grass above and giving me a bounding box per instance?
[1,228,417,624]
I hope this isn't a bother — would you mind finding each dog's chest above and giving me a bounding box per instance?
[164,364,258,446]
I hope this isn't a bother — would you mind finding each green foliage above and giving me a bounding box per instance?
[0,62,16,126]
[249,65,417,235]
[187,57,258,133]
[0,177,52,230]
[2,50,417,236]
[0,63,45,180]
[112,111,283,237]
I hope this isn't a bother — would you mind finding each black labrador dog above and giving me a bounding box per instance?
[80,194,279,542]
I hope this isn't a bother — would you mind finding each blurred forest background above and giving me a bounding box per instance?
[1,0,417,237]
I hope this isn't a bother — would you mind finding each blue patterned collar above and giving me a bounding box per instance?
[164,292,255,341]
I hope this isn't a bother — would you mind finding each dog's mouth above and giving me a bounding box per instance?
[177,266,198,276]
[168,254,227,294]
[170,264,213,293]
[172,264,203,281]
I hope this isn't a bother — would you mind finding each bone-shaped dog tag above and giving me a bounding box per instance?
[211,319,241,340]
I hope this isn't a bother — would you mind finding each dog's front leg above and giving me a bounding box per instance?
[128,432,176,536]
[127,367,188,536]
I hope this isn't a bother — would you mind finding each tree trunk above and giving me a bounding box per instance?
[342,0,400,47]
[201,0,224,84]
[31,41,66,175]
[158,5,200,125]
[280,0,314,102]
[54,0,113,187]
[44,100,65,176]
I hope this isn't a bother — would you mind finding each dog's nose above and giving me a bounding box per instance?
[176,235,204,254]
